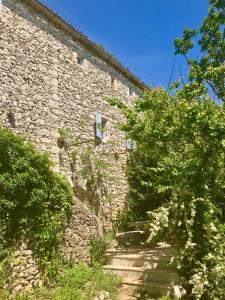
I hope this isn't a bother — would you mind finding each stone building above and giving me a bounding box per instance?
[0,0,146,263]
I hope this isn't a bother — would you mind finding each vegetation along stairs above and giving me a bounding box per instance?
[103,229,184,299]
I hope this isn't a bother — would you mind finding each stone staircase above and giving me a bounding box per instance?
[103,231,184,299]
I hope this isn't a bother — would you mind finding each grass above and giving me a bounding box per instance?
[3,263,122,300]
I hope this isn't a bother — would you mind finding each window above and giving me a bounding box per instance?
[128,87,133,96]
[111,77,117,91]
[95,112,109,142]
[7,112,16,127]
[77,55,86,67]
[126,139,135,150]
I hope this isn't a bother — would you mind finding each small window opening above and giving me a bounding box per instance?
[95,112,109,143]
[77,55,85,67]
[7,112,16,127]
[129,87,134,96]
[111,77,117,91]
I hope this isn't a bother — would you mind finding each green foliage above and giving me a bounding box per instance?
[174,0,225,101]
[58,263,93,289]
[77,145,116,229]
[90,232,114,264]
[58,128,72,142]
[109,89,225,299]
[116,206,136,231]
[0,256,16,289]
[90,237,108,265]
[79,146,110,198]
[15,293,31,300]
[59,130,117,227]
[0,127,74,271]
[157,297,179,300]
[28,263,121,300]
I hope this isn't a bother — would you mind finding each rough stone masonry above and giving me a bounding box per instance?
[0,0,145,291]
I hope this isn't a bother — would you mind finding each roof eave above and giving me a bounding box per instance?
[20,0,148,91]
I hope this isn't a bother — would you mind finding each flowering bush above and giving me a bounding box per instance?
[109,88,225,299]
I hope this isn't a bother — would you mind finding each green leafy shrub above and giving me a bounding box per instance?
[90,237,108,265]
[90,232,114,265]
[174,0,225,101]
[0,289,10,300]
[109,88,225,299]
[115,207,135,231]
[0,127,74,271]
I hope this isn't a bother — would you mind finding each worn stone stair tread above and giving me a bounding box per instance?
[106,247,172,255]
[122,279,179,288]
[123,280,185,298]
[103,264,178,275]
[103,264,181,285]
[103,264,145,272]
[122,280,184,298]
[104,253,172,261]
[106,242,172,252]
[104,256,176,271]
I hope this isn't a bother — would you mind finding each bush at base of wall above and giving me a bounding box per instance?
[0,127,74,273]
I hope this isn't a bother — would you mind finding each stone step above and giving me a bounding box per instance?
[105,253,176,270]
[122,280,184,298]
[106,242,172,253]
[105,247,172,258]
[118,285,137,300]
[103,265,181,285]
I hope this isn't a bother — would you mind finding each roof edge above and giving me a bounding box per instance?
[17,0,148,91]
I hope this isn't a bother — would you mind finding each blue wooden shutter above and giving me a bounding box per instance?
[95,112,102,139]
[126,139,134,150]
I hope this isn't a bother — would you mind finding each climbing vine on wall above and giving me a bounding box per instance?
[57,126,119,229]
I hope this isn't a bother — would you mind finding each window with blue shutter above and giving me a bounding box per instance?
[95,112,102,140]
[95,112,109,143]
[126,139,135,150]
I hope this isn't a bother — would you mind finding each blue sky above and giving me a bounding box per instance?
[41,0,209,88]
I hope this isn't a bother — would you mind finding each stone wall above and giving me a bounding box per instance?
[0,0,142,265]
[62,201,104,263]
[5,243,41,295]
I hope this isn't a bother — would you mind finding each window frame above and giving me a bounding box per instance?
[95,112,109,143]
[111,76,117,91]
[77,55,86,67]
